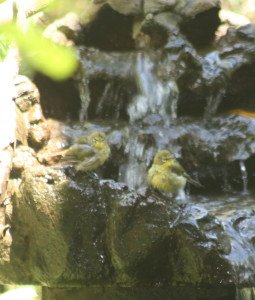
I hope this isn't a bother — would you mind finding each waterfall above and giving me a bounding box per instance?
[222,167,231,192]
[78,77,90,122]
[128,52,179,123]
[118,52,180,190]
[119,130,154,190]
[203,51,226,119]
[239,160,248,195]
[95,82,112,117]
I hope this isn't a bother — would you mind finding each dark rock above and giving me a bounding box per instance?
[174,0,220,18]
[0,153,253,288]
[107,0,142,15]
[144,0,176,14]
[14,76,40,112]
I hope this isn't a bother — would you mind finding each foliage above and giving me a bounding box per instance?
[0,0,78,80]
[0,34,10,61]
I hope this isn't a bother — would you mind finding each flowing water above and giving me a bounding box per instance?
[78,76,90,122]
[203,51,227,119]
[127,52,179,123]
[75,38,255,294]
[240,160,248,195]
[124,52,179,189]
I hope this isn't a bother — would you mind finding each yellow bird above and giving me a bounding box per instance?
[63,131,110,172]
[147,150,201,195]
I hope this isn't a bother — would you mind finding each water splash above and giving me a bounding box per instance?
[78,77,90,122]
[95,82,112,117]
[203,51,226,119]
[128,53,179,123]
[239,160,248,195]
[204,89,225,119]
[222,167,231,192]
[119,130,154,190]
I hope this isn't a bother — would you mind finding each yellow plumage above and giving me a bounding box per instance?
[64,131,110,172]
[147,150,189,194]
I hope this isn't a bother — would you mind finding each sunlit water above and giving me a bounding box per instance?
[240,160,248,195]
[203,51,226,119]
[119,131,154,190]
[128,52,179,123]
[123,53,179,189]
[73,41,255,294]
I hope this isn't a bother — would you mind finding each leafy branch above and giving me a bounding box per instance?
[0,0,78,80]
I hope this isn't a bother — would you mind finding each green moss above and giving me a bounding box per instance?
[168,230,203,285]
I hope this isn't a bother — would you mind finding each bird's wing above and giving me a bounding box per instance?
[64,144,95,161]
[185,175,204,188]
[170,160,186,175]
[75,155,101,172]
[75,136,89,144]
[171,161,203,188]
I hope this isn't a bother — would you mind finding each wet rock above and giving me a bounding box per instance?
[33,73,81,121]
[1,158,255,288]
[107,0,143,15]
[4,167,115,284]
[28,122,50,150]
[104,114,255,191]
[174,0,220,18]
[144,0,176,14]
[14,75,40,112]
[178,2,221,48]
[4,0,255,292]
[78,4,135,51]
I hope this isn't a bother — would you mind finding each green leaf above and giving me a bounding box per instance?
[0,33,10,61]
[1,23,78,80]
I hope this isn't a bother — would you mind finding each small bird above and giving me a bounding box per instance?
[63,131,111,172]
[147,150,202,196]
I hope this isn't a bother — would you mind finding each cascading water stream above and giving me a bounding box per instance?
[123,52,179,189]
[239,160,248,195]
[119,132,154,190]
[203,51,226,119]
[75,35,255,291]
[78,77,90,122]
[128,52,179,123]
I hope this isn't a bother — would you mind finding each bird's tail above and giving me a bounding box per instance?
[186,176,204,188]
